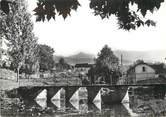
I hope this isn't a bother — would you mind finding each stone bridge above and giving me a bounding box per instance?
[10,84,166,110]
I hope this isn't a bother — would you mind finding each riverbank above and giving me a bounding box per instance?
[131,99,166,116]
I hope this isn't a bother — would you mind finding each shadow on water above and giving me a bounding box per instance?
[2,85,166,117]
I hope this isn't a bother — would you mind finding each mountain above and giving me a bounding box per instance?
[114,50,166,65]
[54,50,166,65]
[69,52,95,59]
[66,52,95,65]
[54,52,95,65]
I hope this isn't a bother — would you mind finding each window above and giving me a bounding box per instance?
[142,66,146,72]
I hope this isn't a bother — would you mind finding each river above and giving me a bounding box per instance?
[1,85,166,117]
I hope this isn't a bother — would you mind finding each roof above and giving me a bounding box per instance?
[75,63,93,68]
[127,62,153,73]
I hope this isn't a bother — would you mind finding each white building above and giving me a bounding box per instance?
[127,62,156,84]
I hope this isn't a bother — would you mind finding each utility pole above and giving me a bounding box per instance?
[121,54,125,85]
[121,54,123,67]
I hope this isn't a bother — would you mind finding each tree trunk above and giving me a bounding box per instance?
[28,74,30,81]
[110,75,112,85]
[17,67,20,82]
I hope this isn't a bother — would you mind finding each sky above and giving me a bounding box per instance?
[27,0,166,56]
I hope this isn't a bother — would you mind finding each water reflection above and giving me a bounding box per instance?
[121,88,129,103]
[93,90,101,111]
[35,89,47,109]
[51,104,130,117]
[122,103,138,117]
[51,88,65,111]
[69,87,88,112]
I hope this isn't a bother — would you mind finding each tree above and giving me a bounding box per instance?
[96,45,119,69]
[59,57,66,65]
[37,44,55,72]
[19,42,39,79]
[135,59,144,64]
[0,0,11,14]
[56,57,70,71]
[88,45,120,84]
[1,0,164,30]
[150,63,166,75]
[0,0,38,82]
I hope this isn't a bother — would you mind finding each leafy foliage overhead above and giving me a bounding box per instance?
[33,0,165,30]
[0,0,165,30]
[0,0,11,14]
[90,0,164,30]
[33,0,80,21]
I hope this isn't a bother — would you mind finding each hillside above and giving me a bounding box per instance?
[54,50,166,65]
[54,52,95,65]
[115,50,166,64]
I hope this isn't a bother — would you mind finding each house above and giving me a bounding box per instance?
[127,62,156,84]
[75,63,93,73]
[54,63,73,72]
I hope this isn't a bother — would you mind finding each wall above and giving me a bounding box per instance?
[135,64,155,82]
